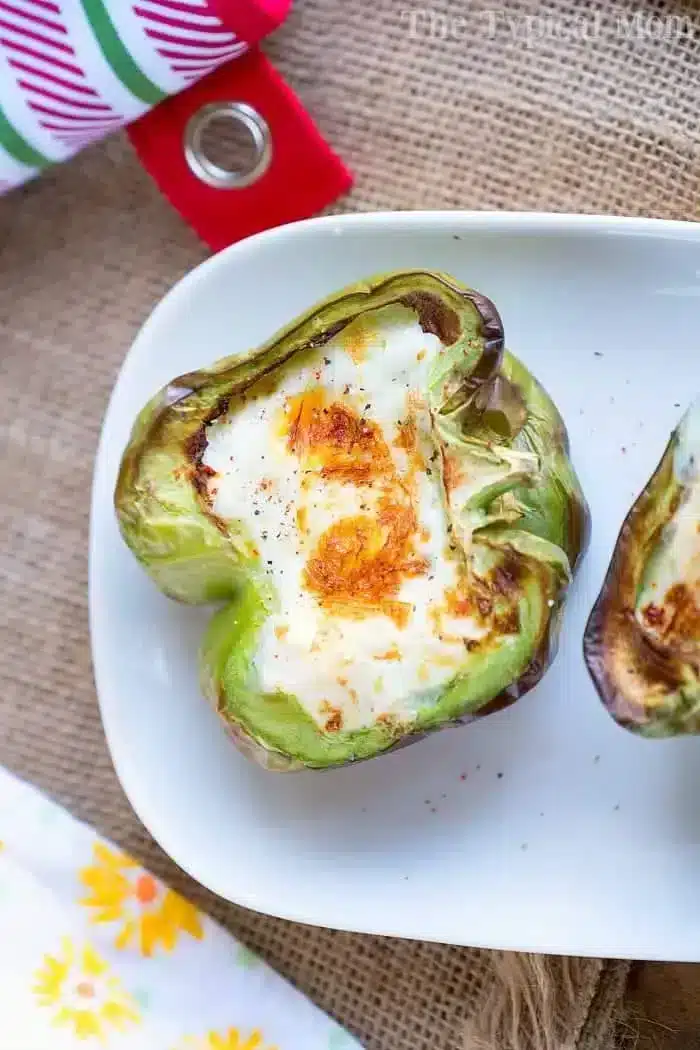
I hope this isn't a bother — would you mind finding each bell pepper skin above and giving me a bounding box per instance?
[115,271,589,770]
[584,397,700,736]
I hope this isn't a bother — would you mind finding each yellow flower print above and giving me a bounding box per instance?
[79,842,203,956]
[33,936,140,1041]
[176,1028,277,1050]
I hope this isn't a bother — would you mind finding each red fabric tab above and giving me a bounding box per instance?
[127,51,352,253]
[204,0,291,41]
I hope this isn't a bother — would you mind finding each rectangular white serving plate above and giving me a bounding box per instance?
[90,211,700,961]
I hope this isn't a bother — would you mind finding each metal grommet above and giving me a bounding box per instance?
[183,101,272,190]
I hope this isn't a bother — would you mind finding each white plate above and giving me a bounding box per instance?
[90,212,700,961]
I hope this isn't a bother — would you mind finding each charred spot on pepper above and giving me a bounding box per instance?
[399,292,462,345]
[494,606,521,635]
[184,426,208,466]
[628,625,684,693]
[489,554,524,596]
[647,583,700,650]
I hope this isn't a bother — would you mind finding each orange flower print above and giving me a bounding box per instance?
[33,936,140,1041]
[175,1028,276,1050]
[79,843,203,956]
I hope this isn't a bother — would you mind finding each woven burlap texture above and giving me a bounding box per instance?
[3,0,699,1045]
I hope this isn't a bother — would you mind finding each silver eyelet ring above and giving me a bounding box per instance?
[183,101,272,190]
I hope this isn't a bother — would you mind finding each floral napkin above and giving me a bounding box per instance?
[0,766,361,1050]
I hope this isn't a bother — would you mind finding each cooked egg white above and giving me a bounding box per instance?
[203,306,495,732]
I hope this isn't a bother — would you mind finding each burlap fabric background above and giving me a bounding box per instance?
[2,0,699,1046]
